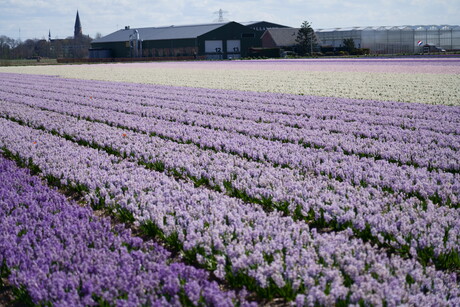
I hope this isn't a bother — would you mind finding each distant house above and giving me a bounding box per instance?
[261,28,299,49]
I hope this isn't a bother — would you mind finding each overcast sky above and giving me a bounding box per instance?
[1,0,459,40]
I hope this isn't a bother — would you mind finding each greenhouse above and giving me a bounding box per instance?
[315,25,460,54]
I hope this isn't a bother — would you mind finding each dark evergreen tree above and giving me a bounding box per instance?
[343,38,356,54]
[295,21,317,56]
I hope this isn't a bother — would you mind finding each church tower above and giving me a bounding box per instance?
[74,10,82,39]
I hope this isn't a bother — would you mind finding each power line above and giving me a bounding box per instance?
[213,9,228,22]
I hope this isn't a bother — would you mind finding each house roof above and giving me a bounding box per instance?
[92,22,230,43]
[315,25,460,32]
[262,28,299,47]
[241,21,291,28]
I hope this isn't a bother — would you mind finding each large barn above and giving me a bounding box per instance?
[90,21,287,60]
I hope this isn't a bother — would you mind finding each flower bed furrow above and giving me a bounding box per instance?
[1,101,459,269]
[0,156,246,307]
[0,118,459,305]
[1,89,458,209]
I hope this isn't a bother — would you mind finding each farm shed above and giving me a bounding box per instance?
[261,28,299,49]
[90,22,260,59]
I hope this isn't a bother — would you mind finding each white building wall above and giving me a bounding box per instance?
[316,25,460,54]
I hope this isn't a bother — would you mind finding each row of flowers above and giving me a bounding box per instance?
[1,58,459,105]
[1,100,459,271]
[1,118,459,305]
[3,76,459,173]
[4,73,460,134]
[1,83,458,209]
[0,156,248,306]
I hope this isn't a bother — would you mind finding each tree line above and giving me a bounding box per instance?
[0,35,93,59]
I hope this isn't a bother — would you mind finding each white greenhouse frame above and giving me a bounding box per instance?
[315,25,460,54]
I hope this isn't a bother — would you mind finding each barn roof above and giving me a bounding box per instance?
[315,25,460,32]
[240,21,291,28]
[93,22,230,43]
[262,28,299,47]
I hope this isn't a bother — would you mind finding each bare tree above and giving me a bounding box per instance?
[0,35,19,59]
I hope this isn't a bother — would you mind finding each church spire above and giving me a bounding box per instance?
[74,10,82,38]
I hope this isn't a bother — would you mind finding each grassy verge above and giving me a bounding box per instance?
[0,59,58,66]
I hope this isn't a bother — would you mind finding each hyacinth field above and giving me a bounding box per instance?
[0,58,459,306]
